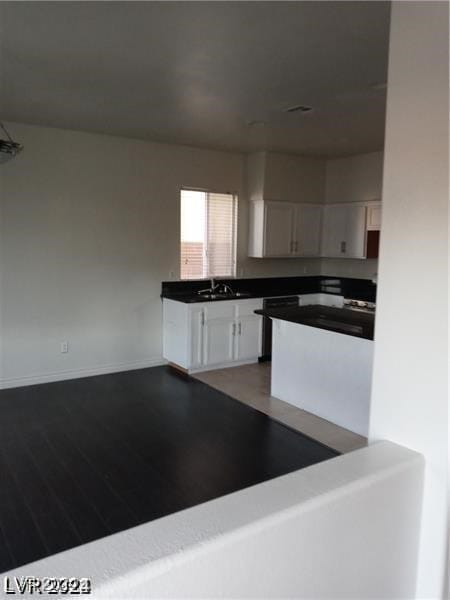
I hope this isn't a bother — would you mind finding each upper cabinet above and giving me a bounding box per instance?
[321,203,367,259]
[248,200,322,258]
[295,203,323,256]
[261,201,294,257]
[321,201,382,259]
[247,152,325,258]
[246,151,383,260]
[366,203,382,230]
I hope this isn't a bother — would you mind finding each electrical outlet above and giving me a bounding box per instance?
[60,341,69,354]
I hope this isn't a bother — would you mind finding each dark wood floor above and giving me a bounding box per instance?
[0,366,338,572]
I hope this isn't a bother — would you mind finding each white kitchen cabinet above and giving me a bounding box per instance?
[234,299,262,361]
[235,316,262,361]
[189,305,204,369]
[366,203,382,230]
[248,200,322,258]
[321,203,367,259]
[203,317,235,366]
[293,204,322,256]
[260,201,294,257]
[163,298,263,373]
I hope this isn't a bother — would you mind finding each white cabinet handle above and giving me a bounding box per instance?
[238,322,242,335]
[201,311,205,326]
[232,323,236,336]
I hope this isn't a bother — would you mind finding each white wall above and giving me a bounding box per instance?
[246,151,266,201]
[0,124,238,384]
[320,257,378,279]
[369,2,449,598]
[0,123,323,386]
[3,442,425,599]
[325,151,384,204]
[263,151,325,204]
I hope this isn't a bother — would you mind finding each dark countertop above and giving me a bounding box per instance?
[161,276,377,304]
[163,291,275,303]
[254,305,375,340]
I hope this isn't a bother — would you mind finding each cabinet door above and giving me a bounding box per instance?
[321,205,347,257]
[294,204,322,256]
[367,204,382,230]
[263,202,294,256]
[203,317,235,366]
[345,205,367,258]
[321,204,367,258]
[189,306,204,368]
[236,315,262,361]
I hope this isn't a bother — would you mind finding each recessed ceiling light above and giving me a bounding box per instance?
[285,105,313,114]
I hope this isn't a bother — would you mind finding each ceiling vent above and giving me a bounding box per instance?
[0,123,23,164]
[285,105,313,114]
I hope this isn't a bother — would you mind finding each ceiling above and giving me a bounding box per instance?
[0,1,390,158]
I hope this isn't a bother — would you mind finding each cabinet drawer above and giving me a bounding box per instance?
[203,301,235,320]
[235,299,263,317]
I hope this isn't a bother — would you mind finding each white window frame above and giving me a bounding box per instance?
[180,188,238,280]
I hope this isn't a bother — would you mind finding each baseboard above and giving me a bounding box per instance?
[0,357,167,390]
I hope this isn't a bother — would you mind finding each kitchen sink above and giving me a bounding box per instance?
[197,291,251,300]
[197,292,228,300]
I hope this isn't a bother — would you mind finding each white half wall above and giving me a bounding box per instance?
[369,2,449,598]
[3,442,424,599]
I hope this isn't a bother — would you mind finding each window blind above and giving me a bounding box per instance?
[180,190,237,280]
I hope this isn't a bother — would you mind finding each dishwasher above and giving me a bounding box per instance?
[259,295,300,361]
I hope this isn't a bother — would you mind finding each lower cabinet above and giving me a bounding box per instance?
[188,305,204,369]
[163,298,263,373]
[203,317,235,367]
[235,315,262,361]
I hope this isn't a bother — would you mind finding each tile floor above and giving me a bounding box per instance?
[194,362,367,454]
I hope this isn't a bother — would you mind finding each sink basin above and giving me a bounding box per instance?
[197,291,251,300]
[197,293,228,300]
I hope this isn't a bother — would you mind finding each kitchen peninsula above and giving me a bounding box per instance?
[255,304,375,437]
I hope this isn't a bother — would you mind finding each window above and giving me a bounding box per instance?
[180,190,237,280]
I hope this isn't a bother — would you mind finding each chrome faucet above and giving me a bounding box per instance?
[218,283,234,295]
[197,277,218,295]
[197,278,234,296]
